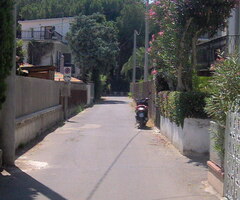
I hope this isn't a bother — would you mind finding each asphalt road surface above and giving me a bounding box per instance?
[0,97,219,200]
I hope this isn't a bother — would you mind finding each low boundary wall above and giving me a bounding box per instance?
[15,105,63,149]
[159,115,210,155]
[14,76,93,149]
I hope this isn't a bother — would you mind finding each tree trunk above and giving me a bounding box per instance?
[177,18,193,91]
[91,68,101,99]
[176,64,185,91]
[192,29,203,71]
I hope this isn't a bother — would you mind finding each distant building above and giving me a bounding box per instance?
[197,7,240,71]
[18,17,80,77]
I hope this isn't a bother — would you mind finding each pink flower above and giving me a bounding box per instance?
[158,31,164,36]
[149,9,157,16]
[147,47,152,53]
[151,69,158,75]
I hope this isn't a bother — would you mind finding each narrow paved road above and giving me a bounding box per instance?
[0,97,218,200]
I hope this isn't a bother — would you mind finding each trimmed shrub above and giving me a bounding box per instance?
[158,91,208,127]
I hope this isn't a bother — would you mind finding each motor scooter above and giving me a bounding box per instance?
[135,98,149,129]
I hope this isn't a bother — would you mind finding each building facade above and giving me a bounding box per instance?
[18,17,80,77]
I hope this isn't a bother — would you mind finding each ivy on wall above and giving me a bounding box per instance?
[0,1,14,110]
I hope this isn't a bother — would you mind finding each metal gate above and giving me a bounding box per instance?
[224,108,240,200]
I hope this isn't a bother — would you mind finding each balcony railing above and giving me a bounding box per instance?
[17,30,63,42]
[197,35,240,70]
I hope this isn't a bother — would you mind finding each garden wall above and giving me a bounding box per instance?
[14,76,93,149]
[15,76,63,149]
[131,82,210,155]
[159,115,210,155]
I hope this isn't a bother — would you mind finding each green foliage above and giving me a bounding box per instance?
[117,1,145,67]
[128,92,133,98]
[121,47,145,81]
[158,91,208,127]
[150,0,238,91]
[75,104,85,114]
[67,13,119,90]
[99,74,108,97]
[17,0,125,21]
[192,73,212,93]
[205,55,240,126]
[16,39,26,75]
[17,0,146,85]
[0,0,14,110]
[210,122,225,164]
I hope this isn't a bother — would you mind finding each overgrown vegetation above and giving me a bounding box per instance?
[204,55,240,160]
[75,104,85,114]
[205,55,240,126]
[149,0,239,91]
[0,1,14,110]
[158,91,208,127]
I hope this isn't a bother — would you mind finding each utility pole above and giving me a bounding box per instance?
[132,30,139,83]
[144,0,149,82]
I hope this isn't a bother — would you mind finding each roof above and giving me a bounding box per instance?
[20,65,56,72]
[19,17,75,23]
[54,72,83,83]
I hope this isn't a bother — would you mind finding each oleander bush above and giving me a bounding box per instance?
[205,55,240,126]
[158,91,208,127]
[205,55,240,160]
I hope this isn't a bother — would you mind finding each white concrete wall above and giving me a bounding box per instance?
[160,116,210,155]
[15,105,63,149]
[87,83,95,106]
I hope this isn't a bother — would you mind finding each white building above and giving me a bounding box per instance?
[19,17,75,43]
[197,7,240,70]
[18,17,80,77]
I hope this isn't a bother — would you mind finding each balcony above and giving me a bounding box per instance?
[17,30,64,42]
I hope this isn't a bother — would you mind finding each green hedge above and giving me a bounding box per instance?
[0,1,14,109]
[158,91,208,127]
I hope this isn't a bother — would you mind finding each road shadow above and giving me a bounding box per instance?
[96,99,128,105]
[185,153,209,168]
[0,167,67,200]
[16,121,65,159]
[138,126,152,130]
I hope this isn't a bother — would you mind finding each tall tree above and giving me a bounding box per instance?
[150,0,239,91]
[116,0,145,68]
[0,0,15,109]
[67,13,119,98]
